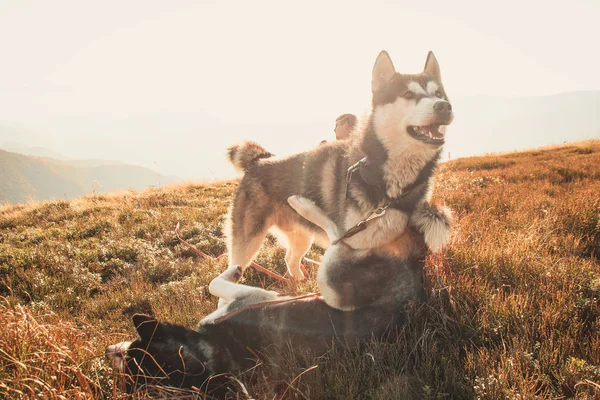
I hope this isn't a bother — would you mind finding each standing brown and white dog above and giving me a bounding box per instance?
[221,50,453,282]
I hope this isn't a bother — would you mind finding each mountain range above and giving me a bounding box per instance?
[0,149,175,204]
[0,90,598,204]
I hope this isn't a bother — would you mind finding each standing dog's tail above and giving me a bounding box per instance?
[227,141,274,174]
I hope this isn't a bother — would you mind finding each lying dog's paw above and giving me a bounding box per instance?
[411,203,453,252]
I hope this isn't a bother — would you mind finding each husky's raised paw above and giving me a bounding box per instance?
[287,195,313,212]
[411,203,453,252]
[288,195,339,242]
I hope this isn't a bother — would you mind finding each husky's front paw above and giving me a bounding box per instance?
[411,203,453,252]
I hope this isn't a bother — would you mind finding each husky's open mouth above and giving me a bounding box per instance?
[407,125,447,145]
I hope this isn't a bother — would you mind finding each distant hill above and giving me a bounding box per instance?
[0,149,177,204]
[0,141,142,169]
[0,142,70,160]
[1,91,599,179]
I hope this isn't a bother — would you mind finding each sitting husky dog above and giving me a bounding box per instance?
[224,50,453,281]
[106,228,427,394]
[288,195,448,311]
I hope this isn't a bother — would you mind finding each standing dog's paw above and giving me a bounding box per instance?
[290,271,308,281]
[411,203,453,252]
[219,265,243,283]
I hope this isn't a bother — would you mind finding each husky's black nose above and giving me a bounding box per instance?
[433,100,452,114]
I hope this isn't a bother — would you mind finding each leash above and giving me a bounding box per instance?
[332,203,389,245]
[213,292,322,324]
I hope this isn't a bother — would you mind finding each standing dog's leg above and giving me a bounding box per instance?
[282,195,347,280]
[282,231,313,280]
[226,200,272,280]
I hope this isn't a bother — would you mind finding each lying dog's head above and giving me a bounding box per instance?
[105,314,220,392]
[371,51,453,153]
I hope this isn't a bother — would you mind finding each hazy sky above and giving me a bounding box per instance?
[0,0,598,178]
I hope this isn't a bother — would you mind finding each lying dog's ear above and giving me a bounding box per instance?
[372,50,396,93]
[423,51,441,79]
[132,314,160,343]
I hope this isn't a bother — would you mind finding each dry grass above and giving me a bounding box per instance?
[1,140,599,399]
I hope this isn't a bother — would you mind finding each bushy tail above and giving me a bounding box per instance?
[227,141,273,174]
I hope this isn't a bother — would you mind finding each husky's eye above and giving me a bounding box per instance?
[435,90,443,98]
[403,91,415,99]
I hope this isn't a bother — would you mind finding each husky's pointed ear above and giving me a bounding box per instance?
[132,314,160,342]
[424,51,441,79]
[372,51,396,93]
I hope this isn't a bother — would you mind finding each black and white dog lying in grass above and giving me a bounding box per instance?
[105,226,429,395]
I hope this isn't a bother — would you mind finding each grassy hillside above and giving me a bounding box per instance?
[0,149,175,204]
[1,141,599,399]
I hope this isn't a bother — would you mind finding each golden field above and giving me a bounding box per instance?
[1,141,599,399]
